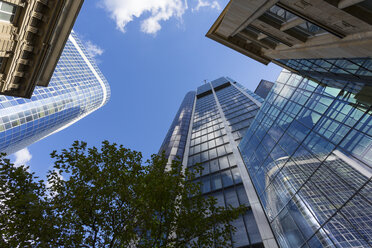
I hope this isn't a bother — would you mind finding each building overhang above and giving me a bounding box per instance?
[206,0,372,65]
[206,0,272,65]
[36,0,84,88]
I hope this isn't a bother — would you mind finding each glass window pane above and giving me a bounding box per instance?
[1,2,15,13]
[244,211,262,244]
[231,216,249,247]
[201,162,209,176]
[236,185,249,206]
[201,177,210,194]
[221,169,234,187]
[231,167,242,184]
[209,148,217,159]
[211,173,222,191]
[224,188,239,207]
[0,12,11,22]
[219,156,229,169]
[209,158,219,172]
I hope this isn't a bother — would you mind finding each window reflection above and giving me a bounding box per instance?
[240,70,372,247]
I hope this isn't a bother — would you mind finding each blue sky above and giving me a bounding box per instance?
[11,0,282,177]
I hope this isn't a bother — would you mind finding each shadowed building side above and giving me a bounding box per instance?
[206,0,372,90]
[0,0,84,98]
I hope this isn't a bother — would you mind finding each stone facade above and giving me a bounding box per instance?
[0,0,84,98]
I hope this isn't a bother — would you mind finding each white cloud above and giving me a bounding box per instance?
[85,40,104,59]
[13,148,32,167]
[192,0,220,12]
[100,0,221,35]
[100,0,187,34]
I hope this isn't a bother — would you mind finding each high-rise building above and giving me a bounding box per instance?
[204,3,371,247]
[160,77,278,248]
[206,0,372,89]
[0,0,84,98]
[239,70,372,247]
[0,31,110,155]
[161,73,372,248]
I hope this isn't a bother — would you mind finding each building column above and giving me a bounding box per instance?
[210,82,278,248]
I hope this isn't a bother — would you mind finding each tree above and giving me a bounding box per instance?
[134,154,245,248]
[0,141,247,247]
[0,157,58,247]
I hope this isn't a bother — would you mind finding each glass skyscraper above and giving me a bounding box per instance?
[0,31,110,155]
[160,77,278,248]
[205,1,371,246]
[161,72,372,248]
[240,70,372,248]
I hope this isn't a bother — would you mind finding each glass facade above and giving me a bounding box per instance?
[277,58,372,88]
[189,82,262,248]
[159,91,195,162]
[254,80,275,100]
[160,77,272,247]
[214,82,260,143]
[240,70,372,248]
[0,31,110,154]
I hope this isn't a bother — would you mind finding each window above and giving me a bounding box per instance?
[297,22,328,36]
[263,4,328,40]
[0,1,16,23]
[270,5,295,21]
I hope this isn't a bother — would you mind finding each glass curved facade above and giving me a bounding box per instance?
[159,91,195,162]
[0,31,110,154]
[240,70,372,247]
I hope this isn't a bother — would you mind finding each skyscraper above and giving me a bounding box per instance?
[239,70,372,247]
[0,31,110,155]
[160,77,278,248]
[161,72,372,248]
[203,3,371,246]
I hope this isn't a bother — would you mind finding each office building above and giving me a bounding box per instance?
[161,72,372,247]
[160,77,278,248]
[0,31,110,155]
[0,0,84,98]
[206,0,372,88]
[239,69,372,247]
[205,3,371,246]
